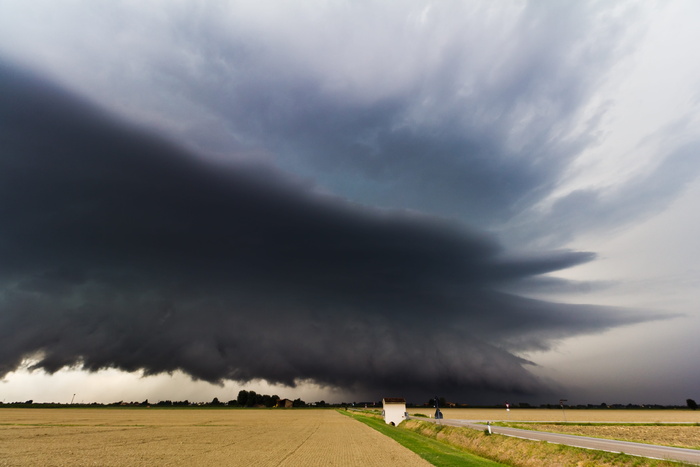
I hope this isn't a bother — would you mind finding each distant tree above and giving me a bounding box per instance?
[246,391,258,407]
[237,390,248,406]
[427,397,448,408]
[261,394,279,408]
[687,399,698,410]
[227,400,240,407]
[210,397,222,406]
[292,398,306,407]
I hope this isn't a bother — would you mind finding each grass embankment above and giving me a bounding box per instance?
[493,422,700,450]
[347,411,691,466]
[401,419,692,467]
[343,410,505,466]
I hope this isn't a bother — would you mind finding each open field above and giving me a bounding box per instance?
[405,408,700,423]
[400,419,692,467]
[400,408,700,450]
[0,408,430,466]
[498,423,700,450]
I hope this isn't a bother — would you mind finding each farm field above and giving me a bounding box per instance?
[501,423,700,449]
[0,408,431,466]
[406,408,700,423]
[401,408,700,450]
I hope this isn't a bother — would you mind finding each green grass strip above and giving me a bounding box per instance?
[341,411,506,467]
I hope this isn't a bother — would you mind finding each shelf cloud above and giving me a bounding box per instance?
[0,61,664,399]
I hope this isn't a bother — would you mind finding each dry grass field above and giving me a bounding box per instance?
[0,408,431,467]
[508,423,700,449]
[406,407,700,423]
[402,408,700,450]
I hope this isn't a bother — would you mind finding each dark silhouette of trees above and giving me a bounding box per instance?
[245,391,258,407]
[687,399,698,410]
[234,390,280,407]
[261,394,280,407]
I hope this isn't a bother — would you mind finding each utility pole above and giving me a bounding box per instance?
[559,399,568,422]
[434,396,443,420]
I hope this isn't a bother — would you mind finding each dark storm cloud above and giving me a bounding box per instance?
[4,1,644,233]
[104,1,640,229]
[0,61,663,400]
[4,1,686,256]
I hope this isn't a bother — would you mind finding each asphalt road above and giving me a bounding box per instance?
[416,417,700,465]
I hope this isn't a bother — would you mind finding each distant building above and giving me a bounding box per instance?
[382,398,407,426]
[276,398,293,408]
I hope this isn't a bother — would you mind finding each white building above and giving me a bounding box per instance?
[382,397,407,426]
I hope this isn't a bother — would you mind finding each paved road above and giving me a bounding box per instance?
[415,418,700,465]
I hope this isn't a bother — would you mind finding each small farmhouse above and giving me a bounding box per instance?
[382,397,407,426]
[276,398,293,408]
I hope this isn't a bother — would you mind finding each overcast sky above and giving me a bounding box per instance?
[1,1,699,406]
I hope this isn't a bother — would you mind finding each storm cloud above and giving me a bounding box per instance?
[0,61,662,400]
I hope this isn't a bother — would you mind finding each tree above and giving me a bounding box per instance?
[246,390,258,407]
[261,394,279,407]
[237,390,248,406]
[687,399,698,410]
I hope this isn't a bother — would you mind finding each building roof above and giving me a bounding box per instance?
[382,397,406,404]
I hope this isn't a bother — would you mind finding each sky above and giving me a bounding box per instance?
[1,0,699,406]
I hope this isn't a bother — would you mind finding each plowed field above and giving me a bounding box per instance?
[0,409,431,466]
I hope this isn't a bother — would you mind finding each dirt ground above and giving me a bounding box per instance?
[0,408,431,466]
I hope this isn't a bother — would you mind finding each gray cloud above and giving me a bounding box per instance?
[0,60,664,401]
[0,1,648,233]
[507,141,700,248]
